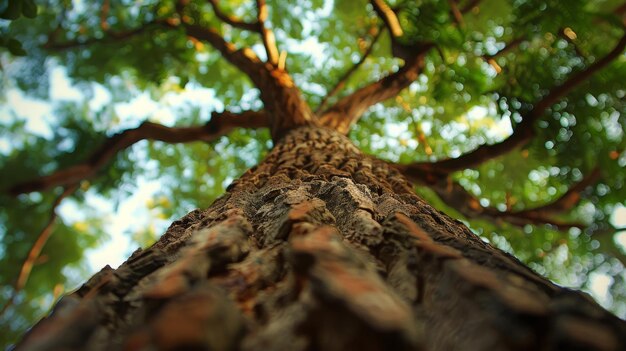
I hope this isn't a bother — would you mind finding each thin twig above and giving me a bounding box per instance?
[0,185,78,317]
[206,0,279,65]
[515,167,601,215]
[558,28,587,61]
[45,19,168,50]
[483,36,525,60]
[315,28,382,114]
[255,0,279,65]
[371,0,403,37]
[207,0,258,31]
[400,33,626,177]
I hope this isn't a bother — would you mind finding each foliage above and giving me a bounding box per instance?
[1,0,625,347]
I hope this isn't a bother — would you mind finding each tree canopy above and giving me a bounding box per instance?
[1,0,625,347]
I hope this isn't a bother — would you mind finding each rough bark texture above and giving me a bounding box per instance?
[17,127,626,351]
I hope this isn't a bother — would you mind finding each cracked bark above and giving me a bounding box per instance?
[17,127,626,351]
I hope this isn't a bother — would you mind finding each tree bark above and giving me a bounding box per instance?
[17,126,626,351]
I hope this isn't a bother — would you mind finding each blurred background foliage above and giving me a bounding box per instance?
[1,0,625,348]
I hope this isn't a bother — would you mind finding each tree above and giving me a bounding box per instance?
[1,0,626,349]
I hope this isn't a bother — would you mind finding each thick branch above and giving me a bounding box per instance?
[255,0,279,65]
[0,185,78,317]
[371,0,403,37]
[315,28,382,114]
[180,20,315,140]
[401,33,626,177]
[318,54,428,133]
[206,0,278,65]
[8,111,268,195]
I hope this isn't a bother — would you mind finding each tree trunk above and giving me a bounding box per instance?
[17,126,626,351]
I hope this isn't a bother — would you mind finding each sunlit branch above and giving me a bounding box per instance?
[0,185,78,318]
[371,0,403,37]
[402,33,626,176]
[100,0,110,30]
[255,0,279,65]
[207,0,259,31]
[315,28,383,114]
[370,0,431,60]
[175,22,266,82]
[8,111,269,195]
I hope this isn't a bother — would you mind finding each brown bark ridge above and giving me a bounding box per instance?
[17,127,626,351]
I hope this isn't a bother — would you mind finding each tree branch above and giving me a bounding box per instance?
[429,169,601,230]
[8,111,268,195]
[176,22,267,81]
[315,27,383,114]
[318,1,433,133]
[448,0,465,28]
[400,32,626,177]
[177,17,316,140]
[206,0,259,31]
[255,0,279,65]
[317,54,428,133]
[48,7,309,140]
[206,0,279,65]
[0,185,78,317]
